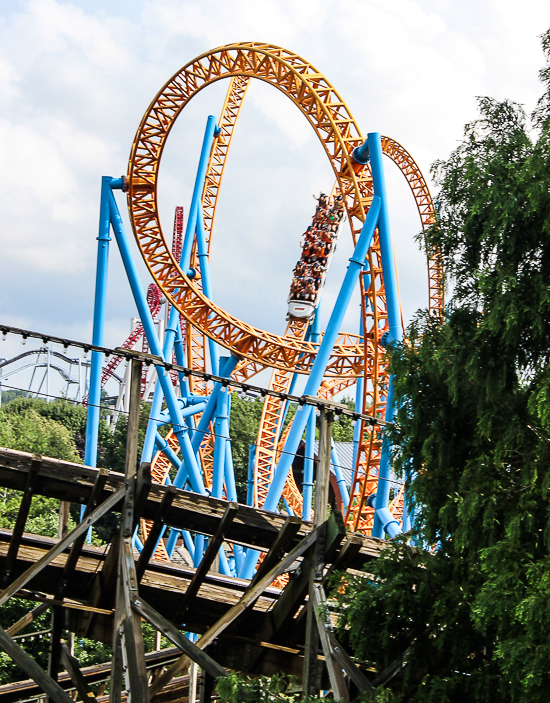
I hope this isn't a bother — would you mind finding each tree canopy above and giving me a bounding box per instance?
[333,29,550,703]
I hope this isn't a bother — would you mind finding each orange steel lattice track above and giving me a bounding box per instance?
[126,43,443,537]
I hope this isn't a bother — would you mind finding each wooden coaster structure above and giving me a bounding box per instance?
[0,353,390,703]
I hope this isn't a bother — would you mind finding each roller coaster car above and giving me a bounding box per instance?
[287,209,346,320]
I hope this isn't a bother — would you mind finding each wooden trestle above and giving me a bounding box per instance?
[0,393,384,701]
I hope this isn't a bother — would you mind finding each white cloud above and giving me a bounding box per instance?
[0,0,549,347]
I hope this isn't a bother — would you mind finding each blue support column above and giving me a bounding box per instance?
[212,362,231,498]
[330,440,349,508]
[180,116,218,273]
[241,197,382,578]
[246,444,256,506]
[365,132,403,539]
[107,190,206,495]
[142,115,217,467]
[302,406,315,521]
[84,177,113,468]
[190,355,239,453]
[195,205,220,375]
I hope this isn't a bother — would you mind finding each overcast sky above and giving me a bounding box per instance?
[1,0,550,373]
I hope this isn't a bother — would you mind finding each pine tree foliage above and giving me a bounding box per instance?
[333,29,550,703]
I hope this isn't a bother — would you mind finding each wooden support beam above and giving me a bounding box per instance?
[60,642,98,702]
[131,595,228,679]
[176,503,238,619]
[0,485,125,609]
[6,602,49,637]
[149,527,319,697]
[48,605,64,683]
[0,647,181,703]
[0,446,329,554]
[0,626,74,703]
[199,670,214,703]
[55,469,109,601]
[249,516,302,590]
[327,631,373,694]
[303,406,333,699]
[110,358,149,703]
[310,583,349,702]
[136,486,177,584]
[1,457,41,586]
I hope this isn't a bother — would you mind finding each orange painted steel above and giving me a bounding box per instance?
[128,43,442,537]
[127,42,377,378]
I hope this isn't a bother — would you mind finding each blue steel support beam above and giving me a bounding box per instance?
[180,116,218,274]
[212,358,232,498]
[301,305,322,520]
[246,444,256,506]
[84,177,113,468]
[142,116,217,466]
[195,205,220,375]
[302,405,315,521]
[107,190,206,495]
[190,355,239,453]
[330,441,350,508]
[366,132,403,538]
[241,197,382,578]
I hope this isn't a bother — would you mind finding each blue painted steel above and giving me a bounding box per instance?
[282,498,294,516]
[190,355,239,453]
[84,177,112,469]
[263,196,381,514]
[107,190,206,495]
[180,116,218,272]
[330,441,349,508]
[154,433,181,470]
[223,393,237,501]
[246,444,256,506]
[212,357,233,498]
[366,132,403,538]
[173,323,190,397]
[367,133,402,346]
[213,387,229,497]
[193,535,205,568]
[352,377,363,485]
[195,205,220,375]
[302,405,315,521]
[241,196,382,578]
[109,177,126,190]
[351,140,370,165]
[376,506,401,538]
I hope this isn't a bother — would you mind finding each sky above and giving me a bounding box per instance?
[0,0,550,391]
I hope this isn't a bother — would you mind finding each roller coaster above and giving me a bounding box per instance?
[0,42,446,702]
[82,42,442,578]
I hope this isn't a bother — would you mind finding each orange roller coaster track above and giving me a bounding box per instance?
[129,42,442,539]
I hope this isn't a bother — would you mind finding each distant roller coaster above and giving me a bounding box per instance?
[83,42,443,580]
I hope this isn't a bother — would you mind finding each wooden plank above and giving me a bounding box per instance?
[149,527,318,697]
[48,606,64,683]
[0,446,317,552]
[310,582,349,702]
[131,596,228,679]
[6,602,49,637]
[0,485,125,609]
[60,642,98,703]
[303,407,333,698]
[248,516,302,590]
[136,487,177,583]
[176,503,238,618]
[55,469,109,600]
[0,626,74,703]
[0,647,181,703]
[1,457,41,586]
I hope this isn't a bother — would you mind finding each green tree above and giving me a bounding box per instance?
[333,29,550,703]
